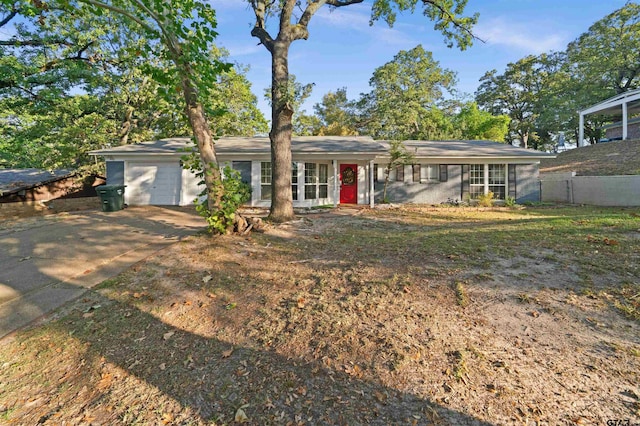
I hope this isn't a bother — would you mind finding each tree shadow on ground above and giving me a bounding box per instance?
[19,290,495,425]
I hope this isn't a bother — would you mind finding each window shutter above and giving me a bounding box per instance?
[461,165,469,200]
[439,164,448,182]
[508,164,516,198]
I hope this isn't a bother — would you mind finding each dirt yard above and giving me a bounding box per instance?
[1,205,639,425]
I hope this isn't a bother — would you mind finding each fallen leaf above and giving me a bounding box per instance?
[221,348,233,358]
[530,311,540,318]
[163,331,175,341]
[202,275,212,283]
[19,256,31,262]
[207,292,217,299]
[234,407,249,423]
[297,297,306,308]
[159,363,166,371]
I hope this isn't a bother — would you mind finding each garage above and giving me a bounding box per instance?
[126,162,182,206]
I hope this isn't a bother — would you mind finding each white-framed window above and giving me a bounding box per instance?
[319,164,328,198]
[291,162,298,201]
[415,164,439,183]
[304,162,330,200]
[469,164,484,199]
[260,161,271,200]
[469,164,506,200]
[304,163,317,199]
[488,164,506,200]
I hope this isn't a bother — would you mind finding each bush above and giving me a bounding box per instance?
[504,196,517,207]
[476,191,495,207]
[196,166,251,234]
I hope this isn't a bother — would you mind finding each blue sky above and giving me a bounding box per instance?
[212,0,630,121]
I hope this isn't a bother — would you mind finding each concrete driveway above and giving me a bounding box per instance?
[0,206,205,339]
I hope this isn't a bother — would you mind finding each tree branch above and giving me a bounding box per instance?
[76,0,155,33]
[422,0,484,44]
[0,9,17,28]
[0,38,72,47]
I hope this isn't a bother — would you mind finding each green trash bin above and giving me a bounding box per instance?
[96,185,126,212]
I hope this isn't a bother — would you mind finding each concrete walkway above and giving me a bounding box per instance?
[0,206,205,339]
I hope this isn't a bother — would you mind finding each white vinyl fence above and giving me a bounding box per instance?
[541,172,640,206]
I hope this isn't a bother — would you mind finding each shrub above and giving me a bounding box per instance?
[477,191,495,207]
[504,196,517,207]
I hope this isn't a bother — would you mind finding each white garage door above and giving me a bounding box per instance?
[127,162,182,205]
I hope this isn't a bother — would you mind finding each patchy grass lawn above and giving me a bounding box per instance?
[1,205,639,425]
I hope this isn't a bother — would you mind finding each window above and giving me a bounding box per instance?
[469,164,485,199]
[468,164,507,200]
[395,165,404,182]
[261,162,271,200]
[319,164,328,198]
[304,162,330,200]
[305,163,317,199]
[374,164,379,183]
[291,162,298,201]
[488,164,506,200]
[420,164,439,183]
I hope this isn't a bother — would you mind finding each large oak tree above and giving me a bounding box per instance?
[247,0,478,222]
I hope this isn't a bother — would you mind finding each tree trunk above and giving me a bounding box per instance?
[180,75,221,213]
[118,107,134,146]
[268,41,295,222]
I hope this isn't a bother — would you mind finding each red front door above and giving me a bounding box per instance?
[340,164,358,204]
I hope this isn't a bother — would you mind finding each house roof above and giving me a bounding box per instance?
[89,136,387,156]
[580,88,640,117]
[89,136,553,161]
[0,168,74,195]
[397,140,554,159]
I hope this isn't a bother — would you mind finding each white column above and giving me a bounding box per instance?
[369,160,375,208]
[622,102,628,140]
[579,114,585,147]
[332,159,338,208]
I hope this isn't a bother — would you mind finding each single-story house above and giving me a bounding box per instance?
[89,136,553,208]
[0,169,105,203]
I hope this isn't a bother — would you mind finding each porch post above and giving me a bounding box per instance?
[578,113,584,147]
[333,159,338,208]
[622,102,628,140]
[369,160,375,208]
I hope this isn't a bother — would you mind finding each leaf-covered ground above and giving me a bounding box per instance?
[1,205,639,425]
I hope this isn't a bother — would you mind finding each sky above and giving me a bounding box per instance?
[211,0,630,122]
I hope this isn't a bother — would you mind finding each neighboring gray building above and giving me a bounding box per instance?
[90,137,553,207]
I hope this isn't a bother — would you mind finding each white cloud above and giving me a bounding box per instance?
[315,4,418,46]
[475,17,569,54]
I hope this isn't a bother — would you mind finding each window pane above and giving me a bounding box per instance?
[261,162,271,184]
[319,164,328,183]
[291,162,298,183]
[489,185,505,200]
[470,186,484,199]
[420,164,438,182]
[305,163,316,184]
[470,164,484,185]
[489,164,505,184]
[292,185,298,201]
[319,185,328,198]
[305,185,317,199]
[261,185,271,200]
